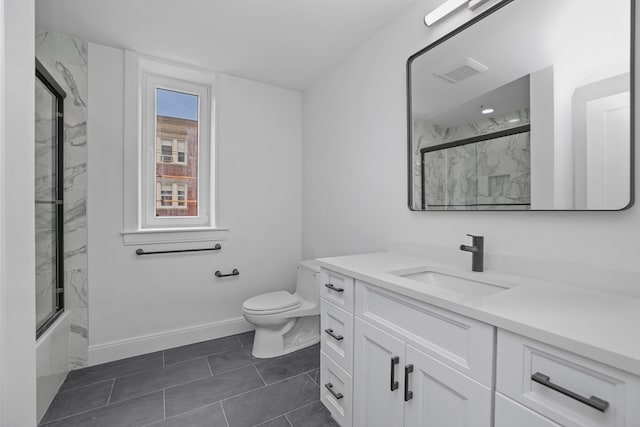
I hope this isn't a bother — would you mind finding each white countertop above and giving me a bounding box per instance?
[317,252,640,376]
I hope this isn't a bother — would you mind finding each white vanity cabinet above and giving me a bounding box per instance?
[318,254,640,427]
[353,318,492,427]
[320,268,494,427]
[320,269,355,427]
[495,330,640,427]
[494,393,562,427]
[353,282,494,427]
[352,318,405,427]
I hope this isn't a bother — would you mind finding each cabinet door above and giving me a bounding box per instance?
[404,344,492,427]
[495,392,562,427]
[354,319,405,427]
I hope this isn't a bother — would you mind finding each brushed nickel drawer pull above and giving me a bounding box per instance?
[325,383,344,400]
[404,364,414,401]
[531,372,609,412]
[390,356,400,391]
[325,328,344,341]
[324,283,344,293]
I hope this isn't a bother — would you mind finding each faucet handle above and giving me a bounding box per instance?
[466,233,483,238]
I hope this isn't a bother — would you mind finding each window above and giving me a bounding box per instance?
[156,182,188,211]
[160,139,173,162]
[122,52,226,245]
[177,141,186,163]
[153,88,199,217]
[160,184,172,206]
[141,65,210,228]
[157,138,187,164]
[177,186,186,207]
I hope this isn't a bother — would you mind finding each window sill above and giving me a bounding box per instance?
[121,227,229,246]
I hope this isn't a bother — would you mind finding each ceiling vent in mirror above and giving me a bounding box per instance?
[433,57,488,83]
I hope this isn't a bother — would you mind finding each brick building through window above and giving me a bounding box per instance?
[155,115,198,217]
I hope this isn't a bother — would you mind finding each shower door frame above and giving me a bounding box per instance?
[35,58,66,339]
[419,124,531,210]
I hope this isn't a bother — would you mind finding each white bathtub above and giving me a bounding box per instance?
[36,311,70,423]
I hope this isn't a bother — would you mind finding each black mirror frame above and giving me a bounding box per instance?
[406,0,635,212]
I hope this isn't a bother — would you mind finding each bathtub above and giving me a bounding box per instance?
[36,311,70,422]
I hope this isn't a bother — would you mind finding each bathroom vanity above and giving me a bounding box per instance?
[317,252,640,427]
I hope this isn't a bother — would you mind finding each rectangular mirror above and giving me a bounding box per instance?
[407,0,634,211]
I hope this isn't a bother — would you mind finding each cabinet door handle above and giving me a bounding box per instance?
[531,372,609,412]
[324,283,344,293]
[325,383,344,400]
[324,328,344,341]
[404,364,414,401]
[390,356,400,391]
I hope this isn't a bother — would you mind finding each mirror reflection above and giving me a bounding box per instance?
[408,0,632,211]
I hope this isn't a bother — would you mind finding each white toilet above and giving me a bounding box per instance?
[242,260,321,358]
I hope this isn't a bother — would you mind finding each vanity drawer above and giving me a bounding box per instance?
[320,269,354,313]
[497,330,640,427]
[495,392,562,427]
[355,281,494,386]
[321,300,353,373]
[320,350,352,427]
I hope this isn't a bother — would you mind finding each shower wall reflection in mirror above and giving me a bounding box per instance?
[408,0,633,211]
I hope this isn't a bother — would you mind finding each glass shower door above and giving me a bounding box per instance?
[35,60,65,337]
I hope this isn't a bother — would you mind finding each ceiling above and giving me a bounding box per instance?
[35,0,422,91]
[428,75,530,127]
[410,0,630,122]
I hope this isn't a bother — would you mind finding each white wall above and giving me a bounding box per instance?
[0,0,37,425]
[529,66,555,209]
[88,43,302,364]
[302,0,640,291]
[0,0,6,421]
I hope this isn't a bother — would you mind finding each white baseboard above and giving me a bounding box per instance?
[88,317,254,366]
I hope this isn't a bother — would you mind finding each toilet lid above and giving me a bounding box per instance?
[242,291,301,313]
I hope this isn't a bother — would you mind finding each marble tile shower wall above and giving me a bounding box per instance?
[36,32,89,368]
[423,133,531,208]
[412,109,530,209]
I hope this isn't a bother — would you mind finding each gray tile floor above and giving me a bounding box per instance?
[40,331,338,427]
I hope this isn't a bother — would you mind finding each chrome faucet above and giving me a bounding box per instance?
[460,234,484,272]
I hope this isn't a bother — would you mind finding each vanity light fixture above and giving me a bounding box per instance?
[467,0,491,11]
[481,107,494,114]
[424,0,466,26]
[425,0,492,26]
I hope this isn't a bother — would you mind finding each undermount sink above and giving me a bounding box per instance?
[391,269,513,297]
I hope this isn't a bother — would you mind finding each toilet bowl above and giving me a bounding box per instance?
[242,260,321,358]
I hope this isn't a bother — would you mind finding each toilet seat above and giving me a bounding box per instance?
[242,291,301,315]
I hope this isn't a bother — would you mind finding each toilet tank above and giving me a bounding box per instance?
[295,260,321,303]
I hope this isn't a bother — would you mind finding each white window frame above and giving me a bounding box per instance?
[143,74,208,227]
[122,52,227,245]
